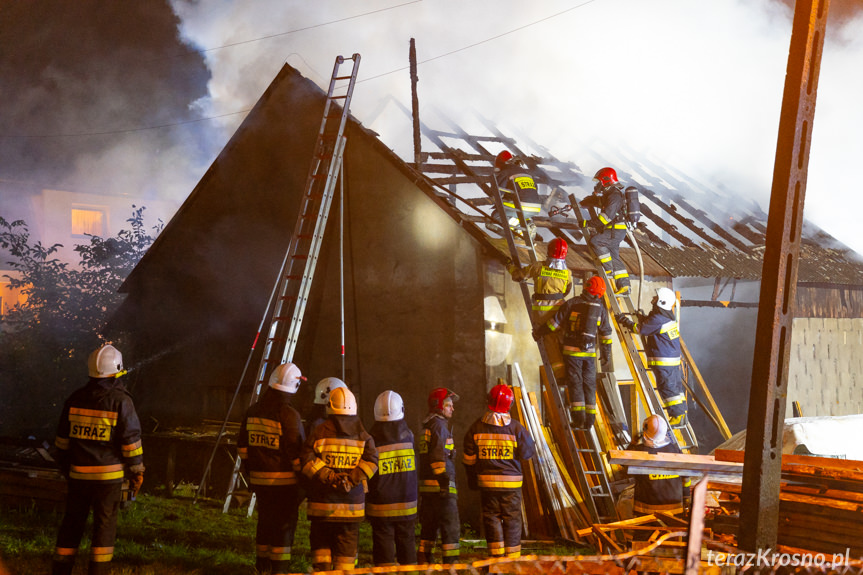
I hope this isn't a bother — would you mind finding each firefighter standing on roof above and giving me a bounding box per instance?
[237,363,306,575]
[462,384,535,559]
[52,344,144,575]
[491,150,542,239]
[626,414,692,527]
[508,238,572,378]
[616,287,688,427]
[417,388,460,564]
[301,386,378,572]
[533,275,613,429]
[582,167,631,295]
[367,391,418,566]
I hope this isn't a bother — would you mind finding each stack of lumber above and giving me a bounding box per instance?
[710,450,863,557]
[0,436,66,510]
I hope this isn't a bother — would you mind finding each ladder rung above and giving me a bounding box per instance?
[330,94,348,100]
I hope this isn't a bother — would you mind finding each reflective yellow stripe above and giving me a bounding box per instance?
[249,471,299,486]
[89,547,113,562]
[247,417,281,434]
[122,440,143,457]
[69,464,124,481]
[306,501,364,519]
[477,474,523,489]
[378,446,415,475]
[366,501,418,517]
[55,437,69,450]
[648,357,681,366]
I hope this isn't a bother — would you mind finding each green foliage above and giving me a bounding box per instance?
[0,207,162,436]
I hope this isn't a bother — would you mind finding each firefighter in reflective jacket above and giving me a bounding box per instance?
[301,386,378,571]
[616,287,688,427]
[417,388,460,564]
[534,276,613,429]
[367,391,418,566]
[52,344,144,575]
[238,363,306,574]
[627,415,691,520]
[509,237,572,379]
[462,384,535,558]
[491,150,542,239]
[582,167,631,295]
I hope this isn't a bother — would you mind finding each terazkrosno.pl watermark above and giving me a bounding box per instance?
[706,548,851,569]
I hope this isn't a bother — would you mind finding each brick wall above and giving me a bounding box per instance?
[787,318,863,417]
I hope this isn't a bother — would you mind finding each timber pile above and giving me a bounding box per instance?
[0,436,66,510]
[710,449,863,557]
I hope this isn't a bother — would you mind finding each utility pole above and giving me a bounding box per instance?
[739,0,830,551]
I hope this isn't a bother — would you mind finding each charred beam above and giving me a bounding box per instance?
[641,189,727,250]
[740,0,829,552]
[640,203,697,248]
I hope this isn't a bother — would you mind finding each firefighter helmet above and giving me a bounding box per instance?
[327,386,357,416]
[585,275,606,297]
[547,238,568,260]
[374,390,405,421]
[428,388,459,412]
[656,287,676,311]
[268,362,304,393]
[593,167,619,188]
[314,377,347,405]
[88,344,124,378]
[642,414,669,447]
[494,150,514,171]
[488,384,514,413]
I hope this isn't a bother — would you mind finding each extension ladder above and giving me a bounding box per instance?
[489,168,619,526]
[563,192,699,452]
[218,54,361,512]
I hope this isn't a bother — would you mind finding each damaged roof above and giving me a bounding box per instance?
[402,108,863,286]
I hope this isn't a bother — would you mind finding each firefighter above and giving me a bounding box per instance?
[627,415,691,521]
[508,237,573,378]
[417,388,460,564]
[52,344,144,575]
[616,287,688,427]
[533,275,613,429]
[301,385,377,571]
[237,362,306,574]
[490,150,542,239]
[367,391,418,566]
[304,376,347,437]
[462,384,535,559]
[582,167,631,295]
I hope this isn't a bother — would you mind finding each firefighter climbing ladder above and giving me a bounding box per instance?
[489,172,619,526]
[560,192,699,452]
[200,54,361,513]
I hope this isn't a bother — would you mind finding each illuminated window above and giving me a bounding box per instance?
[71,208,105,237]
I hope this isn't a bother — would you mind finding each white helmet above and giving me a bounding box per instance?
[88,344,124,378]
[656,287,676,311]
[268,363,303,393]
[327,386,357,416]
[314,377,347,405]
[374,390,405,422]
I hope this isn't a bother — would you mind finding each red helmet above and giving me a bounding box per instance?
[494,150,514,170]
[593,167,618,188]
[428,388,459,412]
[547,238,568,260]
[488,384,514,413]
[585,275,606,297]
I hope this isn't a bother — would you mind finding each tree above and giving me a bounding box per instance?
[0,206,162,436]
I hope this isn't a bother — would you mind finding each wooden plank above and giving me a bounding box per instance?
[716,449,863,476]
[609,450,743,474]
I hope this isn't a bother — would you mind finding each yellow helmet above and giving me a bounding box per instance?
[327,386,357,416]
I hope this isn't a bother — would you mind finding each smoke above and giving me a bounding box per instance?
[165,0,863,254]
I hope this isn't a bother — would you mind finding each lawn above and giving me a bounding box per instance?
[0,485,590,574]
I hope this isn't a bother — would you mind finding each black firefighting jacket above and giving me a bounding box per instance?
[628,438,691,514]
[301,414,378,522]
[632,306,681,368]
[583,184,627,230]
[495,164,542,216]
[536,292,613,358]
[417,413,457,495]
[237,387,305,488]
[462,412,535,491]
[367,419,418,521]
[54,377,143,483]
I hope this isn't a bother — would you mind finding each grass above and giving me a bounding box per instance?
[0,485,591,574]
